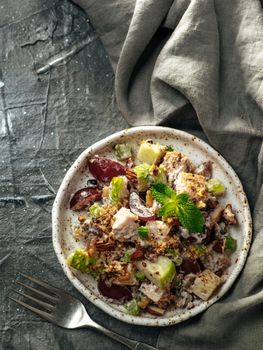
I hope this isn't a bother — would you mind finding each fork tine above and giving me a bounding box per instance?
[19,273,60,295]
[8,296,54,322]
[16,281,58,303]
[11,289,54,311]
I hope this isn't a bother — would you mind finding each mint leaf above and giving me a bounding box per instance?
[150,183,204,233]
[151,183,176,204]
[175,200,204,233]
[159,201,178,217]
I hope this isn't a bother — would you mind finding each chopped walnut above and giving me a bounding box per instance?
[223,204,237,225]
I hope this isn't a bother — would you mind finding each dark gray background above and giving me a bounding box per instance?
[0,1,164,349]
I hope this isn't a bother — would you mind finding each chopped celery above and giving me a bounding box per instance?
[133,163,167,191]
[89,262,104,280]
[89,202,101,218]
[172,275,183,295]
[88,256,97,266]
[166,248,183,266]
[135,271,146,282]
[207,178,225,195]
[89,270,100,280]
[124,299,141,316]
[114,143,132,160]
[67,248,90,272]
[137,226,149,240]
[193,245,207,256]
[155,164,167,185]
[133,163,151,191]
[133,163,151,180]
[120,251,131,263]
[109,176,127,204]
[225,235,237,251]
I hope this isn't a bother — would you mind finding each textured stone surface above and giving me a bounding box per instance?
[0,1,163,349]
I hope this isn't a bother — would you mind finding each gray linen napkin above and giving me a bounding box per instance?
[73,0,263,349]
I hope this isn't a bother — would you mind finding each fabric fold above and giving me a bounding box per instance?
[115,0,174,125]
[151,0,219,126]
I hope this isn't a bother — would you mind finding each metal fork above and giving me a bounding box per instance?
[9,273,159,350]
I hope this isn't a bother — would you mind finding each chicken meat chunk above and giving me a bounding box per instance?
[175,172,209,208]
[161,151,193,187]
[112,207,139,241]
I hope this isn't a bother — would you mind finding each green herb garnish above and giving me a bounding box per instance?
[166,146,174,152]
[110,176,126,204]
[224,236,237,251]
[89,203,101,218]
[151,183,204,233]
[137,226,149,240]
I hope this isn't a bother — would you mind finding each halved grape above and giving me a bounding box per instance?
[70,187,102,211]
[129,192,155,222]
[88,156,126,182]
[97,279,132,301]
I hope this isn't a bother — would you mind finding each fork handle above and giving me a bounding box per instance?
[85,321,159,350]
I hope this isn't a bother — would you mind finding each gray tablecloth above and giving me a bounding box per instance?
[1,0,263,349]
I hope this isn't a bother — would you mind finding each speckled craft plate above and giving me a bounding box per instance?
[52,126,252,327]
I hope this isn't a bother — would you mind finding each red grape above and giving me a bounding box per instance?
[129,192,155,221]
[97,279,132,301]
[70,187,102,211]
[180,258,201,275]
[88,156,126,182]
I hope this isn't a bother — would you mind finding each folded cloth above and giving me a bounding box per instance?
[73,0,263,349]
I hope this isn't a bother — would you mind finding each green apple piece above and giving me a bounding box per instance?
[137,140,166,165]
[135,256,176,288]
[133,163,151,191]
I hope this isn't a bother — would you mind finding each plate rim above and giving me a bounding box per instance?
[52,126,252,327]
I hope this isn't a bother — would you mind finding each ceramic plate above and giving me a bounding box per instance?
[52,126,252,327]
